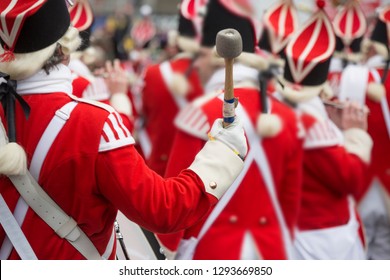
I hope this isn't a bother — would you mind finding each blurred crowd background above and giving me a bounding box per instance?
[86,0,389,65]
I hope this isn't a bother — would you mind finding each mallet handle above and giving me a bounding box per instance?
[223,58,235,127]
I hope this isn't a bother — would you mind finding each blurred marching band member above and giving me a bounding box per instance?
[275,0,372,259]
[328,0,367,97]
[336,5,390,259]
[68,0,134,132]
[157,0,304,260]
[139,0,205,176]
[257,0,299,95]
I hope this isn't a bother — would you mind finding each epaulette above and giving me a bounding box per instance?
[303,118,343,149]
[174,90,222,140]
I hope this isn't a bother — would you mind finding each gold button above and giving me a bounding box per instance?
[229,215,238,224]
[259,217,267,225]
[209,182,217,189]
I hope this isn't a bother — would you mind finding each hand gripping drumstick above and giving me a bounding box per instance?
[216,29,243,127]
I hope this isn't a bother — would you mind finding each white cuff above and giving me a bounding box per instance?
[188,140,244,199]
[343,128,373,164]
[110,93,132,116]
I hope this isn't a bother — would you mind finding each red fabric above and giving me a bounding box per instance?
[0,92,217,260]
[142,56,203,176]
[161,88,303,259]
[380,5,390,22]
[264,1,298,54]
[297,113,368,230]
[72,75,90,98]
[286,9,335,83]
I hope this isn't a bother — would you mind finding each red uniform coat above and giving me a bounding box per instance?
[0,67,218,260]
[333,60,390,199]
[141,54,203,176]
[295,97,368,231]
[160,86,303,260]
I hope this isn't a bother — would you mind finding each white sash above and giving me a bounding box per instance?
[159,62,188,109]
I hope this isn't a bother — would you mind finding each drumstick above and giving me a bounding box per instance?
[216,29,243,127]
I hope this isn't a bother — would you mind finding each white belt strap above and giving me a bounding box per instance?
[9,172,102,259]
[236,104,294,259]
[30,101,78,179]
[371,69,390,138]
[2,101,113,259]
[160,62,188,109]
[0,195,37,260]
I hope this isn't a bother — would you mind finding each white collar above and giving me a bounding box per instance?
[204,63,259,93]
[16,64,73,95]
[297,96,329,121]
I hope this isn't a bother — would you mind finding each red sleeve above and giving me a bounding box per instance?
[164,130,206,177]
[157,130,207,251]
[304,146,368,198]
[96,145,217,234]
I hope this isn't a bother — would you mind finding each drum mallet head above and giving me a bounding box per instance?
[216,29,243,59]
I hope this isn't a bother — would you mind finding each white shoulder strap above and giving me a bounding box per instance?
[236,103,294,259]
[159,61,188,109]
[30,101,78,179]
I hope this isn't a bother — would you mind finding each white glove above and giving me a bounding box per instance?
[208,117,247,159]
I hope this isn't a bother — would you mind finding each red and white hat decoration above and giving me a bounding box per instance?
[260,0,299,55]
[285,0,335,86]
[69,0,93,32]
[280,0,336,103]
[333,0,367,53]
